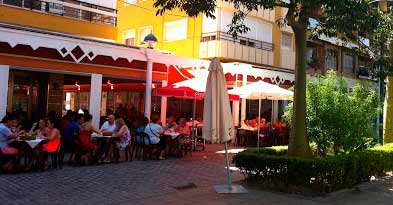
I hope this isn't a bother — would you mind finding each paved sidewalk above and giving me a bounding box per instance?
[131,177,393,205]
[0,144,392,204]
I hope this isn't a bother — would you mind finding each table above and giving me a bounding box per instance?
[163,131,181,140]
[91,133,115,138]
[23,139,45,149]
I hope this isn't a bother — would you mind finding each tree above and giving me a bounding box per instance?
[153,0,382,157]
[284,71,380,156]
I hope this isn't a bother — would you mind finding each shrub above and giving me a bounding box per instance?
[283,71,380,156]
[234,145,393,194]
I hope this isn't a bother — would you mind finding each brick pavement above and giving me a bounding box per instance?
[1,144,393,205]
[0,144,244,205]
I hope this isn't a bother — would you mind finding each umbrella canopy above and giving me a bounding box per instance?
[203,58,235,143]
[154,76,240,101]
[228,80,293,100]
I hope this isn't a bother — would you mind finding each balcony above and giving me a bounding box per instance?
[0,0,117,26]
[199,32,274,65]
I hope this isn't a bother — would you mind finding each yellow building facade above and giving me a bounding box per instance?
[117,0,295,71]
[0,1,117,40]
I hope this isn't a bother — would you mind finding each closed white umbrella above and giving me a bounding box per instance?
[203,58,247,194]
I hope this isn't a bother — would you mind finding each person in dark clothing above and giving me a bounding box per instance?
[63,114,84,151]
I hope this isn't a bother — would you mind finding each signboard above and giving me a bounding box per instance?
[48,2,64,14]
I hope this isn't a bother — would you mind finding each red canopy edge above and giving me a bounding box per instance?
[153,85,240,101]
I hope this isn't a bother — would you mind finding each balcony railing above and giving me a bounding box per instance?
[201,31,274,52]
[0,0,117,26]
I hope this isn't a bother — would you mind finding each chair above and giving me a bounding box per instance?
[129,132,160,160]
[179,135,193,157]
[43,143,64,170]
[113,139,132,163]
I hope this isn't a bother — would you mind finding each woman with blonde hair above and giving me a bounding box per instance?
[114,118,131,150]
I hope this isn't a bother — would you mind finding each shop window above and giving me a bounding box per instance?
[164,19,188,41]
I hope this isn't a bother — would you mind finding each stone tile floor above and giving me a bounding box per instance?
[0,144,392,205]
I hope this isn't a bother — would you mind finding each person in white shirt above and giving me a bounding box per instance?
[100,115,116,134]
[144,113,167,159]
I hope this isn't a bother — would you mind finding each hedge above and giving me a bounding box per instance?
[233,145,393,194]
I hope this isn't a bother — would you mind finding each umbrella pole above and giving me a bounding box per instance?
[224,141,232,190]
[192,99,196,149]
[271,100,274,123]
[257,98,261,150]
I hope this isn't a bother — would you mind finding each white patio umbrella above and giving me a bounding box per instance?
[228,81,293,149]
[203,58,247,194]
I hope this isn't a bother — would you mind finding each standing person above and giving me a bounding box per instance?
[64,114,84,151]
[144,113,167,160]
[100,114,116,135]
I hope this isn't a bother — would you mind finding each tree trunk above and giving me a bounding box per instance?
[288,23,312,157]
[384,76,393,144]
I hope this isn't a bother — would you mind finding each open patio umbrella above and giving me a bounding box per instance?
[154,76,239,139]
[228,80,293,149]
[203,58,247,194]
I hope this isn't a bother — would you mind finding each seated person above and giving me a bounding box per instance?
[0,115,20,155]
[175,118,190,136]
[114,118,131,150]
[42,118,61,153]
[64,114,84,150]
[28,118,48,138]
[134,117,148,143]
[79,115,101,151]
[164,115,177,131]
[259,118,267,128]
[144,113,167,159]
[100,114,116,135]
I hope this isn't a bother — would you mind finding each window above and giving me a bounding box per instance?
[164,19,188,41]
[281,33,292,49]
[124,0,137,5]
[306,47,314,69]
[139,26,153,44]
[123,29,136,46]
[343,53,355,74]
[326,49,338,70]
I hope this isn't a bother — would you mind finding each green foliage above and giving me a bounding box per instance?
[233,145,393,194]
[284,71,380,155]
[241,146,288,156]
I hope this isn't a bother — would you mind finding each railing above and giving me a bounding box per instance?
[201,31,274,52]
[0,0,117,26]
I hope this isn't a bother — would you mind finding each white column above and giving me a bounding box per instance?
[144,49,153,119]
[89,74,102,129]
[0,65,10,119]
[240,75,247,126]
[160,80,168,126]
[232,101,240,126]
[273,101,279,122]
